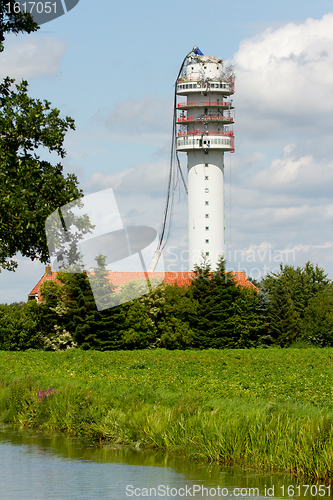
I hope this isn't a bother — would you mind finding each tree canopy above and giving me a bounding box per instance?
[260,261,333,346]
[188,257,262,348]
[0,78,82,270]
[301,287,333,346]
[0,0,39,52]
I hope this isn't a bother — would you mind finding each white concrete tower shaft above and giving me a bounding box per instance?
[176,53,235,270]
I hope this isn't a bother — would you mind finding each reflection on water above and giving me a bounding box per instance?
[0,425,330,500]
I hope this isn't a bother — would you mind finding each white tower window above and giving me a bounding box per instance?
[205,239,209,244]
[206,252,209,256]
[205,227,209,231]
[205,176,209,180]
[205,214,209,218]
[205,188,209,193]
[205,201,209,206]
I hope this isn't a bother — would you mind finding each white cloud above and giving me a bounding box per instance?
[0,35,66,80]
[7,15,333,299]
[73,15,333,279]
[233,13,333,139]
[240,148,333,201]
[292,242,333,252]
[85,159,174,199]
[224,11,333,270]
[81,161,188,271]
[94,94,173,144]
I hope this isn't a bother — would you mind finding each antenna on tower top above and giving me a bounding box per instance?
[193,46,204,56]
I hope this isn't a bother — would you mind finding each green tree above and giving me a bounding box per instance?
[301,286,333,346]
[268,282,299,347]
[38,279,64,336]
[138,281,196,349]
[0,78,81,270]
[0,0,39,52]
[0,301,43,350]
[51,271,97,349]
[37,279,77,350]
[52,258,124,351]
[116,279,196,350]
[255,282,271,346]
[157,283,195,349]
[120,298,157,350]
[88,255,116,312]
[189,257,243,349]
[228,287,263,348]
[261,262,331,345]
[262,262,330,321]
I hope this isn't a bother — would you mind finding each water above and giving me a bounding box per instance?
[0,425,331,500]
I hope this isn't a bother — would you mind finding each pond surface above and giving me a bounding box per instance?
[0,425,331,500]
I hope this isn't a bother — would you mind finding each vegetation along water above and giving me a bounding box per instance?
[1,348,333,482]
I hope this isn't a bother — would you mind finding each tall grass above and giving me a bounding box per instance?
[1,348,333,480]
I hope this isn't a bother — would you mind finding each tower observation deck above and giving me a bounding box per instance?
[176,51,235,270]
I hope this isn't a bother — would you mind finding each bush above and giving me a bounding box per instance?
[0,301,43,350]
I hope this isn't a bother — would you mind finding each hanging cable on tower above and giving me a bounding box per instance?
[148,46,203,272]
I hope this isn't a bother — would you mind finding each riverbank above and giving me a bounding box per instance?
[0,348,333,481]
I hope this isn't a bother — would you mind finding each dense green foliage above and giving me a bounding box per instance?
[36,266,122,351]
[0,301,42,350]
[268,282,299,346]
[0,78,82,270]
[190,258,262,348]
[1,349,333,480]
[2,257,261,351]
[301,288,333,346]
[2,259,333,351]
[261,262,333,346]
[118,278,196,349]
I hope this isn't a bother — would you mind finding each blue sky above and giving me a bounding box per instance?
[1,0,333,302]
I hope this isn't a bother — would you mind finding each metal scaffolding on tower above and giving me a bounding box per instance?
[148,47,235,272]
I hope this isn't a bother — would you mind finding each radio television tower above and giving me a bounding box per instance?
[176,48,235,270]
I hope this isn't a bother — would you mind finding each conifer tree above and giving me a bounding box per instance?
[189,256,242,348]
[268,282,299,346]
[228,287,263,348]
[54,257,123,350]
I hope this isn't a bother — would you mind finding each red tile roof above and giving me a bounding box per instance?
[28,272,61,299]
[28,270,258,301]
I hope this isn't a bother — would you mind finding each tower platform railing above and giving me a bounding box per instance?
[177,115,234,124]
[177,130,234,137]
[177,100,233,109]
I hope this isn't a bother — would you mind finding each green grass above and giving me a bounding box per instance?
[1,348,333,480]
